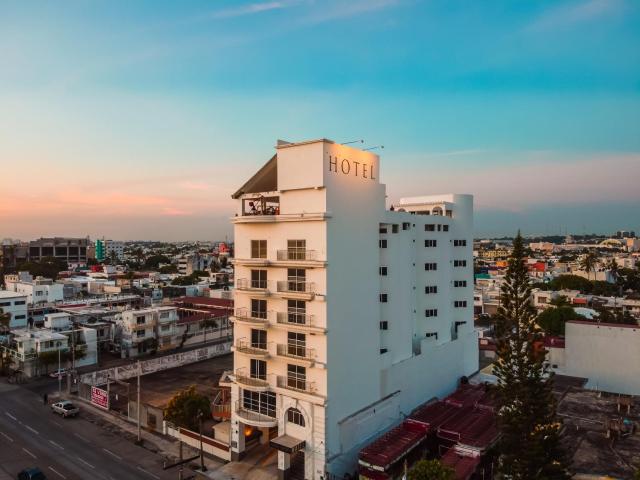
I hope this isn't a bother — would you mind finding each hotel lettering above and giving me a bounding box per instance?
[328,155,376,180]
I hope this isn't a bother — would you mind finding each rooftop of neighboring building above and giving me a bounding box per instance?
[0,290,27,299]
[12,328,68,341]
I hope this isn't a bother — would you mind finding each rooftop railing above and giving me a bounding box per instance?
[241,196,280,216]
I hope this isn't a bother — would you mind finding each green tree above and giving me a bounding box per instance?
[549,295,570,308]
[159,264,178,274]
[537,306,585,336]
[494,232,569,479]
[407,459,454,480]
[17,257,68,280]
[164,385,211,431]
[580,251,598,281]
[144,254,171,270]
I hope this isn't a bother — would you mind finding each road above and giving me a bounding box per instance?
[0,380,186,480]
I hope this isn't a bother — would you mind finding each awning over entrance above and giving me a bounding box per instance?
[270,435,305,454]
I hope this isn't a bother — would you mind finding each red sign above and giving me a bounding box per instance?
[91,386,109,410]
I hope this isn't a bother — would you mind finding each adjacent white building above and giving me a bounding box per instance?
[228,139,478,479]
[0,290,29,329]
[114,306,180,357]
[4,272,64,305]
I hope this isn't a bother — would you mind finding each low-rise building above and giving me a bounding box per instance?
[4,272,64,305]
[0,290,28,329]
[114,306,180,357]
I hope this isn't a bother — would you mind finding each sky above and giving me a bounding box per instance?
[1,0,639,241]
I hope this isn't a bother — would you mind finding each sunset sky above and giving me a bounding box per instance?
[1,0,639,241]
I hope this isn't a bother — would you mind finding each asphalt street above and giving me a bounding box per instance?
[0,380,185,480]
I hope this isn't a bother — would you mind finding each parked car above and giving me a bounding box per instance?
[49,369,67,379]
[17,467,47,480]
[50,400,79,418]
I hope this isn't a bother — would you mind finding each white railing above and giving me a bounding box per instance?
[276,375,317,394]
[276,250,318,261]
[235,339,270,356]
[236,279,268,290]
[276,311,316,328]
[276,343,316,362]
[276,281,315,294]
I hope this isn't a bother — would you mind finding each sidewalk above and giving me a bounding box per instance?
[58,391,226,471]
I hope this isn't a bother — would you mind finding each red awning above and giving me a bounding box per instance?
[441,450,480,480]
[409,400,460,429]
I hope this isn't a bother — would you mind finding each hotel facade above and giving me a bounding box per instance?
[229,139,478,479]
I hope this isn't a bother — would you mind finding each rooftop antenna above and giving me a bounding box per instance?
[342,139,364,145]
[364,145,384,151]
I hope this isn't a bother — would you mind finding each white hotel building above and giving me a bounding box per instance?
[229,139,478,479]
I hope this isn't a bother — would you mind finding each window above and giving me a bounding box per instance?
[454,239,467,247]
[161,324,171,331]
[379,227,388,234]
[14,300,26,305]
[250,359,267,380]
[446,210,453,218]
[0,302,9,307]
[424,239,437,247]
[379,266,388,276]
[251,240,267,259]
[136,315,146,325]
[424,263,437,271]
[454,280,467,288]
[454,301,468,308]
[437,224,442,231]
[402,222,410,230]
[432,206,443,216]
[392,224,399,234]
[251,299,267,319]
[136,330,145,338]
[380,321,388,330]
[14,315,26,320]
[251,329,267,350]
[443,225,449,232]
[242,390,276,418]
[147,413,157,429]
[425,285,438,294]
[287,408,305,426]
[251,269,267,289]
[287,239,306,260]
[287,268,306,292]
[287,364,307,391]
[379,294,388,303]
[287,300,306,324]
[379,239,387,248]
[287,332,306,357]
[425,309,438,317]
[380,348,388,354]
[425,224,435,232]
[454,260,467,267]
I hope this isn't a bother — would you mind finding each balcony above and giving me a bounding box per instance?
[276,343,316,365]
[276,280,315,300]
[234,369,272,392]
[240,195,280,217]
[236,278,270,296]
[234,339,270,357]
[276,376,318,395]
[234,401,278,428]
[275,311,325,333]
[231,308,270,327]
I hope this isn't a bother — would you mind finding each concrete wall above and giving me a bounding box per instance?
[565,321,640,395]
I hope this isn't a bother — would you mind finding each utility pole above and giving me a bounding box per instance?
[198,410,206,471]
[136,360,142,445]
[57,345,62,396]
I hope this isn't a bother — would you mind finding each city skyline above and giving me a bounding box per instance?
[2,0,639,240]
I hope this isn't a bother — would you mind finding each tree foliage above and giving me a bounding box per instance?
[494,232,569,479]
[17,257,68,280]
[537,306,585,336]
[536,275,617,296]
[144,254,171,269]
[164,385,211,431]
[407,460,454,480]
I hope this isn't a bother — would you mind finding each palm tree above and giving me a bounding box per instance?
[580,251,598,281]
[607,258,620,283]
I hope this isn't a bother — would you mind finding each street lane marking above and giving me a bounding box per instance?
[22,447,36,459]
[50,420,63,427]
[73,432,89,443]
[5,412,16,421]
[102,448,122,460]
[49,439,64,450]
[0,432,13,442]
[25,425,39,435]
[76,457,95,469]
[136,466,160,479]
[48,466,67,479]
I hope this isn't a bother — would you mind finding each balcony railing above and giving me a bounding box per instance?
[235,369,272,389]
[236,278,269,291]
[276,343,316,362]
[276,280,315,295]
[276,250,318,261]
[234,401,277,427]
[276,311,316,328]
[277,375,317,395]
[234,308,270,325]
[235,339,270,357]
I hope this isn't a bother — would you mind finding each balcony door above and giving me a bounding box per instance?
[287,300,306,324]
[287,331,306,357]
[251,269,267,289]
[287,268,306,292]
[287,239,306,260]
[251,299,267,319]
[250,359,266,380]
[251,329,267,350]
[287,364,306,391]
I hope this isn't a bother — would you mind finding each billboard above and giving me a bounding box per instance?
[91,386,109,410]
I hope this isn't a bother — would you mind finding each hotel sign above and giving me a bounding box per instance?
[328,155,376,180]
[91,386,109,410]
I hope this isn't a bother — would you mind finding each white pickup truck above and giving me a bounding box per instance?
[51,400,79,418]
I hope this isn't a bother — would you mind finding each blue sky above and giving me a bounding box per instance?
[1,0,639,240]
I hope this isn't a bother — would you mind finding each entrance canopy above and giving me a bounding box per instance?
[270,434,305,454]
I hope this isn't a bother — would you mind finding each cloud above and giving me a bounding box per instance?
[179,181,210,191]
[162,207,192,216]
[301,0,403,24]
[206,1,297,20]
[525,0,625,32]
